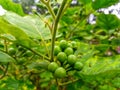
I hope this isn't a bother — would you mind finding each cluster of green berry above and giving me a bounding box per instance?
[47,40,83,78]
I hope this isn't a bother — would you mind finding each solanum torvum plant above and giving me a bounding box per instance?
[0,0,120,90]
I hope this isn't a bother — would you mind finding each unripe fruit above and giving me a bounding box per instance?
[59,40,68,50]
[24,50,33,57]
[17,58,26,64]
[74,61,83,70]
[71,41,77,48]
[57,52,67,62]
[64,47,74,56]
[18,46,25,51]
[48,62,59,72]
[68,55,77,65]
[54,46,61,56]
[68,43,72,47]
[54,67,66,78]
[8,48,16,55]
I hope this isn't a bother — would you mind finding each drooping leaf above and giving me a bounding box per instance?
[92,0,119,10]
[0,0,24,16]
[96,14,120,30]
[78,55,120,82]
[0,51,14,62]
[4,12,51,40]
[0,17,37,48]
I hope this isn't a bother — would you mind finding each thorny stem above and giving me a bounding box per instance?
[51,0,71,61]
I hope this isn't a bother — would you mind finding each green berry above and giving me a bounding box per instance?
[59,40,68,50]
[74,61,83,70]
[57,52,67,63]
[54,46,61,56]
[48,62,59,72]
[64,47,74,56]
[68,55,77,65]
[54,67,66,78]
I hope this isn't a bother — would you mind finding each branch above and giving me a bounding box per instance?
[41,0,56,20]
[51,0,72,61]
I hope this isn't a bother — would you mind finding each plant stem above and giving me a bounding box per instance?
[41,0,55,20]
[4,39,8,53]
[51,0,71,61]
[46,3,56,20]
[59,79,79,86]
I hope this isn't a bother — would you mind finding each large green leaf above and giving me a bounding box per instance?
[4,12,51,40]
[0,0,24,16]
[78,55,120,81]
[92,0,119,10]
[0,51,14,62]
[96,14,120,30]
[0,17,37,47]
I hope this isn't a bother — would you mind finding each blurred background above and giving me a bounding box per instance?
[0,0,120,23]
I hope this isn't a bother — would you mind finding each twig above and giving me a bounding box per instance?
[41,0,56,20]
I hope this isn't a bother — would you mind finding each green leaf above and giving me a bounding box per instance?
[0,0,24,16]
[92,0,119,10]
[96,14,120,30]
[0,34,16,41]
[0,77,34,90]
[0,17,37,47]
[78,55,120,81]
[0,51,14,62]
[95,44,109,52]
[27,60,50,70]
[4,12,51,40]
[111,38,120,46]
[50,84,58,90]
[61,7,80,25]
[111,77,120,88]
